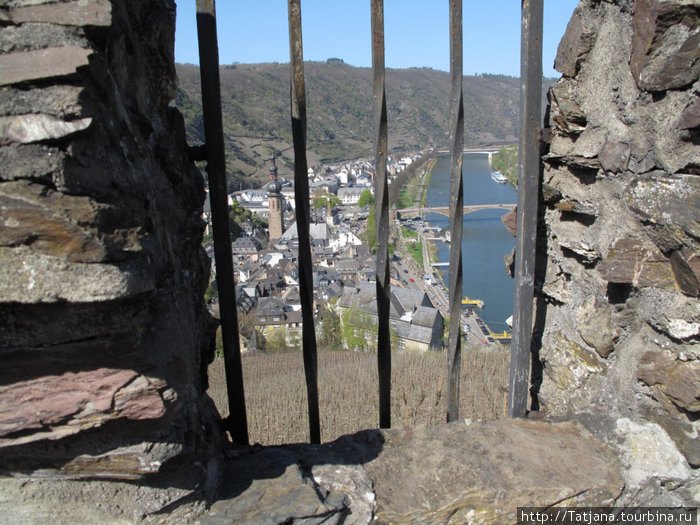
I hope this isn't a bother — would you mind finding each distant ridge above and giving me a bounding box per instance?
[175,62,546,188]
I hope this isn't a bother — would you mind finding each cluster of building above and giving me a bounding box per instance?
[203,151,444,353]
[221,154,422,219]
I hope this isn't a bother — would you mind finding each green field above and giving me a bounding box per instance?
[401,226,418,239]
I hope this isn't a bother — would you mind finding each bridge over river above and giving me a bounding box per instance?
[434,146,505,160]
[399,203,516,217]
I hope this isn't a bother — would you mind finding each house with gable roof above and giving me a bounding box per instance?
[253,296,303,350]
[337,281,444,352]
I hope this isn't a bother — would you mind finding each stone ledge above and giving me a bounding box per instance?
[0,46,91,86]
[0,245,155,303]
[3,0,112,27]
[199,419,623,525]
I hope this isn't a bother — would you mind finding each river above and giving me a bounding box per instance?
[425,153,517,333]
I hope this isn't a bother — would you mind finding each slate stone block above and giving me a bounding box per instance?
[0,46,91,86]
[6,0,112,27]
[554,6,600,77]
[630,0,700,91]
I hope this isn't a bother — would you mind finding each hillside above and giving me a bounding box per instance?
[174,61,529,188]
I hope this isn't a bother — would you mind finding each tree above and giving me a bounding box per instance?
[340,306,401,352]
[318,305,342,351]
[204,281,217,303]
[228,199,251,239]
[313,196,327,210]
[492,145,518,186]
[237,309,255,340]
[313,195,341,210]
[365,204,377,253]
[265,326,288,353]
[341,307,376,351]
[357,189,373,208]
[252,214,268,230]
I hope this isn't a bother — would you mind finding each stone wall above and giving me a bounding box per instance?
[538,0,698,503]
[0,0,221,517]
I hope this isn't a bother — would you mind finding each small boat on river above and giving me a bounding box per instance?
[462,296,484,309]
[491,171,507,184]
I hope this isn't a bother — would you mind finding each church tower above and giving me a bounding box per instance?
[266,157,284,240]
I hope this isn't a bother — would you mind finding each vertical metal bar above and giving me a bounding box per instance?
[508,0,543,418]
[195,0,248,445]
[288,0,321,444]
[446,0,464,423]
[371,0,391,430]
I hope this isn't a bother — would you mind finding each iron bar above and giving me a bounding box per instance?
[288,0,321,444]
[195,0,248,445]
[508,0,543,418]
[371,0,391,429]
[446,0,464,423]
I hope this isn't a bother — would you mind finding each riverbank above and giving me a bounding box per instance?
[491,145,518,187]
[420,157,436,206]
[424,153,517,336]
[394,156,437,270]
[395,155,435,209]
[390,152,516,342]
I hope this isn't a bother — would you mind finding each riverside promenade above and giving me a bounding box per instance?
[393,224,502,348]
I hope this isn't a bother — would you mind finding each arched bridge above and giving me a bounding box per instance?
[399,203,516,217]
[434,147,504,160]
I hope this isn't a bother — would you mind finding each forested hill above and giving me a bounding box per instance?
[175,61,533,188]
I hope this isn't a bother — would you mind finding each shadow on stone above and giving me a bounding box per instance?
[204,429,385,524]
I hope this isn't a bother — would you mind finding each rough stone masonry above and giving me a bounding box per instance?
[536,0,699,505]
[0,0,223,519]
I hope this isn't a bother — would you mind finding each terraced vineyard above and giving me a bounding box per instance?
[208,346,509,445]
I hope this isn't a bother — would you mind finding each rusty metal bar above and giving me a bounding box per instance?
[446,0,464,423]
[508,0,543,418]
[288,0,321,444]
[195,0,248,445]
[371,0,391,429]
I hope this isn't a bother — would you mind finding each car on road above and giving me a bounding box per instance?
[409,278,415,282]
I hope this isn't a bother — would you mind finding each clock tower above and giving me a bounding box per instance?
[266,157,284,240]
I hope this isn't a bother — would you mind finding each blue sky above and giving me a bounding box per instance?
[174,1,579,78]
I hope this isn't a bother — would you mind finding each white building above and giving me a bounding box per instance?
[337,170,350,185]
[237,190,267,203]
[281,187,296,209]
[329,227,363,252]
[337,186,368,206]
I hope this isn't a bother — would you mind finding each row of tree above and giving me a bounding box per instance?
[491,145,519,186]
[214,304,345,355]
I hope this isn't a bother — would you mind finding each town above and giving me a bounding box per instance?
[202,150,458,354]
